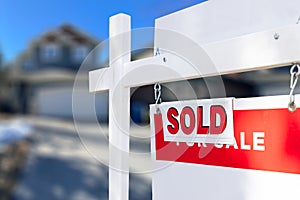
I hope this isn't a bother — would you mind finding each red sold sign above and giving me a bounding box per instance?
[159,98,235,144]
[166,105,227,135]
[152,100,300,174]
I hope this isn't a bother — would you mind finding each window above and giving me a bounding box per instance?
[72,45,89,62]
[22,59,34,70]
[40,43,61,62]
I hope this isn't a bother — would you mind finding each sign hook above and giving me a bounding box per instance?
[288,64,300,112]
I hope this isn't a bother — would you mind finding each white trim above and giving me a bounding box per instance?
[234,94,300,110]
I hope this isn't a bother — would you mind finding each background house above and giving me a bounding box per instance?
[1,24,109,121]
[14,24,98,72]
[0,24,154,122]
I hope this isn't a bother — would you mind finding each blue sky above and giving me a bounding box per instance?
[0,0,206,63]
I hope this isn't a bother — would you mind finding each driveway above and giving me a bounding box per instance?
[12,117,152,200]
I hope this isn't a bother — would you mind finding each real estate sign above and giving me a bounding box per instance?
[150,95,300,199]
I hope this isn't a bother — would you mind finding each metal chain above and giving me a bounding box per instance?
[288,64,300,112]
[154,83,162,114]
[154,48,162,114]
[154,83,162,104]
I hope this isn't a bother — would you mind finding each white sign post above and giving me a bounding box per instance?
[89,1,300,199]
[90,14,131,200]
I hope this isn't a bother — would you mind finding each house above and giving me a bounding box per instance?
[3,24,108,121]
[14,24,98,72]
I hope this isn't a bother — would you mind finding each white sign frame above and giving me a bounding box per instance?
[89,1,300,199]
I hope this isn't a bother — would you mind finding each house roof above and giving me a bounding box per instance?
[8,24,101,75]
[30,24,100,48]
